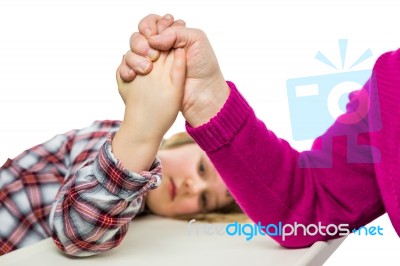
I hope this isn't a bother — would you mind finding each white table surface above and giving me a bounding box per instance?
[0,215,346,266]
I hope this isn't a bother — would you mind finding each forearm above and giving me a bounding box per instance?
[112,107,163,173]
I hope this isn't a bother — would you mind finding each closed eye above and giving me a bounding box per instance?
[198,159,206,177]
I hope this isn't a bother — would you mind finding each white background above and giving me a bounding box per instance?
[1,0,399,264]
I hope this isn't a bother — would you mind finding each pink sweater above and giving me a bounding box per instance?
[186,49,400,247]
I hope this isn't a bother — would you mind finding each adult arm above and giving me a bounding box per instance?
[186,75,386,247]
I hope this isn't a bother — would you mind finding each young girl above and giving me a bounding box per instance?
[0,49,242,256]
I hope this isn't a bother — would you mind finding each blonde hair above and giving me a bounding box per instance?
[160,132,250,223]
[160,132,197,150]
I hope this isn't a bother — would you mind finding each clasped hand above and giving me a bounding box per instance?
[116,14,230,133]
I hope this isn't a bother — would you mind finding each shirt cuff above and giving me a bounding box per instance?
[93,132,162,200]
[185,81,253,152]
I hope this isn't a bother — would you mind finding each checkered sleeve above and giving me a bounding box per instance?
[0,125,80,255]
[50,132,162,257]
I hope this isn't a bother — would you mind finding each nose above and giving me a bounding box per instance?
[182,177,206,196]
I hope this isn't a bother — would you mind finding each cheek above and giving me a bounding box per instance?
[161,153,193,177]
[164,159,186,174]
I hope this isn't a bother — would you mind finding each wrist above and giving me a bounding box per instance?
[183,79,230,127]
[112,115,163,172]
[186,81,253,152]
[122,106,166,142]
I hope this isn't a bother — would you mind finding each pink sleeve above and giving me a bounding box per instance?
[186,77,385,247]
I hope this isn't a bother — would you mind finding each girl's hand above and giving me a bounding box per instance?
[112,48,186,173]
[116,48,186,141]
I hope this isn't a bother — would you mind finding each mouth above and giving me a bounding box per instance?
[169,177,176,201]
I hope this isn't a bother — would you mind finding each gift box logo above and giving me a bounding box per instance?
[286,39,381,167]
[287,39,372,140]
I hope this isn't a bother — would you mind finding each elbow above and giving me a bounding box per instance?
[50,222,128,257]
[51,232,98,257]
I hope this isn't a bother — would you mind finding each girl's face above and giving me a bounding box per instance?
[146,143,233,217]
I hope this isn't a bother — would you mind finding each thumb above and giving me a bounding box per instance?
[170,48,186,93]
[148,26,199,51]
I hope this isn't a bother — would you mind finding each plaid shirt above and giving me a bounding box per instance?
[0,120,162,256]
